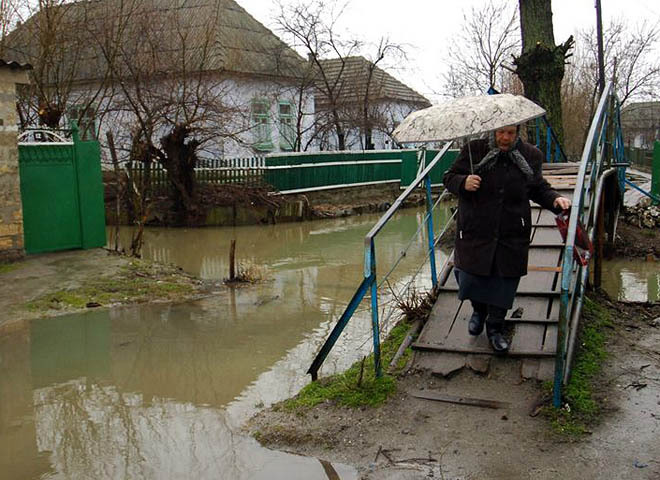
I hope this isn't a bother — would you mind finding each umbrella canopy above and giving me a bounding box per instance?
[393,93,546,143]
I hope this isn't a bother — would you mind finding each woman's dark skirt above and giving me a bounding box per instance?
[454,268,521,310]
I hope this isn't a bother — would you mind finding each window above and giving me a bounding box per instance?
[279,101,295,150]
[67,105,98,141]
[252,99,273,151]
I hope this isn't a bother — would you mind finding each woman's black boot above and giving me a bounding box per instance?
[486,306,509,353]
[468,301,487,336]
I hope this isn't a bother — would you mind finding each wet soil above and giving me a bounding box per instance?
[0,249,215,333]
[614,221,660,258]
[246,298,660,480]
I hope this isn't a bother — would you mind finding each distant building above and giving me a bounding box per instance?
[315,56,431,150]
[620,101,660,149]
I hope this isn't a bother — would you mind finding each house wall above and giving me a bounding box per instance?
[318,99,424,151]
[0,68,29,261]
[64,74,316,167]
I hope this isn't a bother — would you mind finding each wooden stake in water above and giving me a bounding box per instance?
[229,239,236,281]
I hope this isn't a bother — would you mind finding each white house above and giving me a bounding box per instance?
[5,0,316,161]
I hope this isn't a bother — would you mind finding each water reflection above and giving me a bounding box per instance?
[602,259,660,302]
[2,307,358,479]
[1,207,452,479]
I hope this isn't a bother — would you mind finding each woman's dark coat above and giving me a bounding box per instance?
[443,138,560,278]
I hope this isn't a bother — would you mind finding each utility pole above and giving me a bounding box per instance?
[595,0,606,96]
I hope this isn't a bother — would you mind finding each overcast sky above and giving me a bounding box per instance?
[238,0,659,103]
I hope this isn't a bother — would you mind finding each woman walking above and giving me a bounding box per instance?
[443,125,571,352]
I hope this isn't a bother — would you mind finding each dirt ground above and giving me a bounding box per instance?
[245,221,660,480]
[0,248,215,334]
[246,298,660,480]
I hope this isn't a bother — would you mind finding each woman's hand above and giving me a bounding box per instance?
[464,175,482,192]
[554,196,572,210]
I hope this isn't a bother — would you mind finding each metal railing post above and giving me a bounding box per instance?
[424,173,438,288]
[369,242,382,377]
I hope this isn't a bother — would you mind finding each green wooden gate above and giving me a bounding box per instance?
[18,129,105,254]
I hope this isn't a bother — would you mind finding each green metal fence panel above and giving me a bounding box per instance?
[264,150,411,192]
[18,135,105,254]
[18,143,82,254]
[75,139,107,249]
[399,149,459,189]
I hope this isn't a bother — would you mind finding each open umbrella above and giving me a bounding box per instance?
[392,93,546,144]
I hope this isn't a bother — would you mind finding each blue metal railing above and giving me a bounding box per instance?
[307,144,454,380]
[553,82,628,407]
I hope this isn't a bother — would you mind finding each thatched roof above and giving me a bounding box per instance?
[4,0,306,83]
[316,56,431,109]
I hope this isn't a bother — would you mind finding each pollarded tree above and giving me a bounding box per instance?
[514,0,574,145]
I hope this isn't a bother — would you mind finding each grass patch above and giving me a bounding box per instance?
[25,260,194,312]
[545,295,612,437]
[0,263,20,275]
[282,321,414,410]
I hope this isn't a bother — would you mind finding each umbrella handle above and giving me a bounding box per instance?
[467,140,474,174]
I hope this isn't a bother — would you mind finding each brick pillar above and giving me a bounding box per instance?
[0,67,30,261]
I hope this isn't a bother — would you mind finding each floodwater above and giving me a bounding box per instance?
[0,207,452,479]
[601,258,660,302]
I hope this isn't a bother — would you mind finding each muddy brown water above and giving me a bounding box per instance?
[1,207,452,480]
[601,258,660,302]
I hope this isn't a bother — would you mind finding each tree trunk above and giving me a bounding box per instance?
[514,0,573,147]
[160,124,200,225]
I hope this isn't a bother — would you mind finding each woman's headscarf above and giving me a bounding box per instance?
[472,128,534,181]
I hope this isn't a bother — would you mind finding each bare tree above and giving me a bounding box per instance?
[561,19,660,157]
[6,0,114,136]
[275,0,360,150]
[96,0,250,225]
[441,0,520,98]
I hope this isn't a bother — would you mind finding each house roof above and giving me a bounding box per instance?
[4,0,307,83]
[0,59,32,70]
[316,56,431,108]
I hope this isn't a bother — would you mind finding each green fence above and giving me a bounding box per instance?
[624,146,654,171]
[18,130,106,254]
[126,149,459,195]
[399,149,459,189]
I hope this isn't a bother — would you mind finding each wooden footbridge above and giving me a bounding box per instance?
[307,82,644,407]
[412,164,579,381]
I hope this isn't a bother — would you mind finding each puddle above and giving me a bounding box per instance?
[1,207,451,479]
[601,258,660,302]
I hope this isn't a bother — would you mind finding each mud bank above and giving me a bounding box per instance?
[245,295,660,480]
[105,183,426,227]
[0,249,215,332]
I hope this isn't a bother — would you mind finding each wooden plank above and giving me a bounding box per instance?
[412,341,556,357]
[411,390,509,409]
[507,296,558,322]
[438,286,560,296]
[532,226,564,244]
[511,323,545,353]
[416,293,463,345]
[447,261,560,273]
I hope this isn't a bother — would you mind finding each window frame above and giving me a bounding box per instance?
[251,98,273,152]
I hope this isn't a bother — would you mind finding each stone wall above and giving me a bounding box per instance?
[0,68,29,261]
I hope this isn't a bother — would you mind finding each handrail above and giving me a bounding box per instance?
[307,142,454,380]
[553,81,616,407]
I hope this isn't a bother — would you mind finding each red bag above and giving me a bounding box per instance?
[555,211,594,266]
